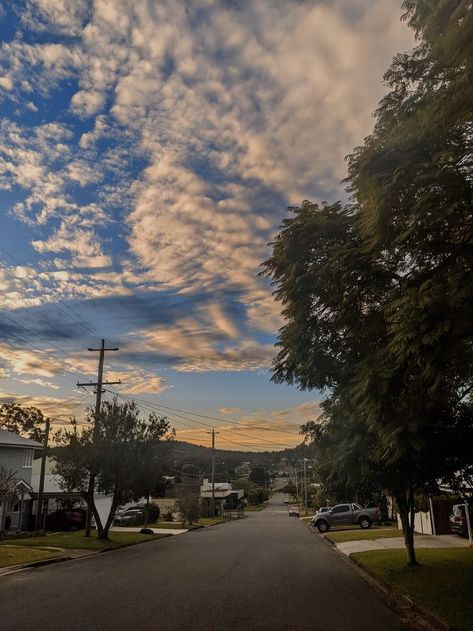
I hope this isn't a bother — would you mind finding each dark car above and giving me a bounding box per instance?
[114,509,144,526]
[449,504,472,536]
[45,508,86,531]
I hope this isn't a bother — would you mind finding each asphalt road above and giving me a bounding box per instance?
[0,494,410,631]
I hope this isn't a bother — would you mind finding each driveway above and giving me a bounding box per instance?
[0,493,410,630]
[336,533,471,555]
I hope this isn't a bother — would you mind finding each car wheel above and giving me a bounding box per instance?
[359,517,372,529]
[317,520,329,533]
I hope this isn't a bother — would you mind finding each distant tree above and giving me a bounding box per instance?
[280,483,298,501]
[249,466,270,486]
[0,403,48,442]
[176,491,201,526]
[54,399,173,540]
[247,488,269,505]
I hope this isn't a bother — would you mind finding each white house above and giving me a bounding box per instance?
[199,479,244,516]
[0,429,43,531]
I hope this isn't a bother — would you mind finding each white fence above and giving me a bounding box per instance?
[396,509,434,535]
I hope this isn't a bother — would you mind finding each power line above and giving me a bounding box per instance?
[136,400,301,435]
[106,390,294,449]
[0,321,83,382]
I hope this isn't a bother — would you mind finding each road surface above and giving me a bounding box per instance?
[0,494,410,630]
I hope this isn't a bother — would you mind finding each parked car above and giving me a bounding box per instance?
[288,506,300,517]
[312,503,379,533]
[45,508,86,531]
[310,506,332,525]
[449,504,472,536]
[114,509,144,526]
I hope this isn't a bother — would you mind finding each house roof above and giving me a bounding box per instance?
[0,428,43,450]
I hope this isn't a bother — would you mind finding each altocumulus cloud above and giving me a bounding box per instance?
[0,0,413,378]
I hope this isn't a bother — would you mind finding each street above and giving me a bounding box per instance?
[0,494,409,631]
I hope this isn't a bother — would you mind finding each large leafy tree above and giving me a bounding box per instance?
[54,399,174,539]
[0,403,49,443]
[263,1,473,566]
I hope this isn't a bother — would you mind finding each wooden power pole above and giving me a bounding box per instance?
[36,417,50,532]
[77,339,121,537]
[207,428,219,517]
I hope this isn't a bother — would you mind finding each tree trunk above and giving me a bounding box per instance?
[144,493,149,530]
[82,491,103,537]
[99,493,119,540]
[395,488,418,566]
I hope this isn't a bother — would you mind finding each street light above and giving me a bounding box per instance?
[303,459,308,516]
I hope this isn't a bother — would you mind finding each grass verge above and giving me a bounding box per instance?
[353,548,473,631]
[244,505,266,512]
[0,546,60,568]
[327,527,402,543]
[0,531,170,551]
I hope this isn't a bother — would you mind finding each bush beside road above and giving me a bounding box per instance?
[352,548,473,631]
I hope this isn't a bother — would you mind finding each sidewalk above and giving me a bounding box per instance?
[110,527,188,535]
[334,533,470,556]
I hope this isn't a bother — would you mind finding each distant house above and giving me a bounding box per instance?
[200,479,244,516]
[30,456,114,530]
[0,429,42,531]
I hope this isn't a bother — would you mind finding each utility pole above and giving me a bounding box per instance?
[36,417,50,532]
[207,428,219,517]
[294,465,299,508]
[303,458,308,516]
[77,339,121,537]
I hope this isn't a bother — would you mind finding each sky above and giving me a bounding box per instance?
[0,0,414,451]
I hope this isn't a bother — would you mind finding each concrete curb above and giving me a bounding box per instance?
[349,555,451,631]
[304,523,451,631]
[0,555,72,576]
[0,533,174,577]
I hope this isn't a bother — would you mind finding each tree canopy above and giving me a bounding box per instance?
[0,403,49,442]
[262,0,473,566]
[54,399,174,539]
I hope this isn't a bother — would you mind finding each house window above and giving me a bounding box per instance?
[23,449,33,468]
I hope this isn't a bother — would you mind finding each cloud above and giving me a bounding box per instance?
[139,307,275,372]
[0,1,414,402]
[174,400,321,451]
[0,342,60,377]
[106,371,165,395]
[22,0,89,36]
[17,378,60,389]
[218,407,243,415]
[70,90,105,117]
[32,221,113,269]
[0,76,13,90]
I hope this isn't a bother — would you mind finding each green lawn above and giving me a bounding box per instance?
[244,505,266,512]
[353,548,473,631]
[327,527,402,543]
[0,531,171,551]
[0,546,60,568]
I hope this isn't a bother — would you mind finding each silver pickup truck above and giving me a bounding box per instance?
[311,503,379,533]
